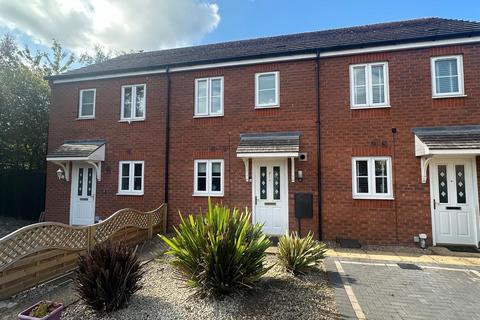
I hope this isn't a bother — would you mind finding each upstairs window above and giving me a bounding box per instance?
[195,77,223,117]
[352,157,393,199]
[431,55,464,97]
[194,160,224,196]
[118,161,144,195]
[79,89,96,119]
[255,72,279,108]
[350,62,389,108]
[121,84,146,121]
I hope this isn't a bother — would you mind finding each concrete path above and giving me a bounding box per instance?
[326,248,480,320]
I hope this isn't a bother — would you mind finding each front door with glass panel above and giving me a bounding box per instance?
[432,159,477,245]
[70,163,96,225]
[253,159,288,235]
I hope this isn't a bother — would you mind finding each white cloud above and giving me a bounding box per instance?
[0,0,220,53]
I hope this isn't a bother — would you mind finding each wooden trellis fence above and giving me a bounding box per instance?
[0,204,167,300]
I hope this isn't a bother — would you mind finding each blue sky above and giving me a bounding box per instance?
[0,0,479,60]
[203,0,480,44]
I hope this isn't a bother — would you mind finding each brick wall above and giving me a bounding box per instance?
[167,60,319,237]
[320,44,480,245]
[45,42,480,245]
[45,75,167,223]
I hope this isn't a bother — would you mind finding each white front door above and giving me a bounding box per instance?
[70,163,96,225]
[253,159,288,235]
[431,159,477,246]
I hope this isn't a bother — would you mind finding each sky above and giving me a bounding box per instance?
[0,0,479,59]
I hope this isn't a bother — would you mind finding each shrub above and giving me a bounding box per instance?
[160,200,272,297]
[74,241,144,313]
[277,232,327,275]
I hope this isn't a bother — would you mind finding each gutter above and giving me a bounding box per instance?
[164,67,171,207]
[315,50,322,240]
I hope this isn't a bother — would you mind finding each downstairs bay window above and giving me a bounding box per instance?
[352,157,393,199]
[194,159,224,196]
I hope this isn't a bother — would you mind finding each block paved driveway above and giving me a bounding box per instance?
[326,257,480,320]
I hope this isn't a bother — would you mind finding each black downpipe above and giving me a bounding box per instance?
[164,68,171,205]
[315,51,322,240]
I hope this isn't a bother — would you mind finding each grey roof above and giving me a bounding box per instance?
[236,132,300,154]
[412,125,480,150]
[47,140,106,158]
[51,18,480,81]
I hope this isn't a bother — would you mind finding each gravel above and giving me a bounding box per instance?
[62,255,339,320]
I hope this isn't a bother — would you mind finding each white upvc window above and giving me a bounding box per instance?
[431,55,464,98]
[78,89,96,119]
[194,77,224,117]
[350,62,389,109]
[121,84,146,121]
[352,157,393,200]
[255,71,279,108]
[193,159,224,196]
[118,161,144,195]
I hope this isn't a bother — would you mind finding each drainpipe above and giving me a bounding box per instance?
[315,50,323,240]
[164,67,171,205]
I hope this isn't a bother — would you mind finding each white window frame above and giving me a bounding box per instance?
[78,88,96,119]
[352,157,393,200]
[117,161,144,195]
[349,62,389,109]
[120,84,146,121]
[431,55,465,98]
[193,159,224,196]
[255,71,280,108]
[194,77,224,117]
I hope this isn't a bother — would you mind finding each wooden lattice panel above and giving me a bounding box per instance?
[0,203,166,298]
[94,208,150,243]
[0,223,88,271]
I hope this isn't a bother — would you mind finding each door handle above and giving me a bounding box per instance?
[446,206,461,210]
[255,196,258,205]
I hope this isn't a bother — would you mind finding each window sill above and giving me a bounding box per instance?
[193,114,224,119]
[255,105,280,109]
[192,193,224,197]
[118,119,145,123]
[432,94,467,99]
[353,196,394,200]
[350,105,391,110]
[117,192,144,196]
[76,117,95,120]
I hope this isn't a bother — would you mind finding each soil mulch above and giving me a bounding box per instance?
[62,255,339,320]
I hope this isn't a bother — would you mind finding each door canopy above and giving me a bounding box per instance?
[412,125,480,183]
[46,139,106,181]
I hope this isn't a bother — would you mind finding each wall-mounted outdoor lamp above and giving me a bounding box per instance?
[56,168,65,180]
[297,170,304,182]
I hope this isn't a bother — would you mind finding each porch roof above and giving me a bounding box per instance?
[46,140,106,161]
[412,125,480,156]
[236,131,300,158]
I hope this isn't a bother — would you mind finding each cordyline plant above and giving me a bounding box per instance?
[277,232,327,275]
[74,241,144,313]
[160,199,272,297]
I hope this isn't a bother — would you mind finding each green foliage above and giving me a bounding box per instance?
[74,242,144,313]
[28,301,60,318]
[160,200,272,297]
[0,35,50,171]
[277,232,327,275]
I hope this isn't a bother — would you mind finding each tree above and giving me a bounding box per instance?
[0,35,50,171]
[43,39,76,75]
[78,45,113,65]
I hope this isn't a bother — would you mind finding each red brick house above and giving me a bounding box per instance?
[45,18,480,246]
